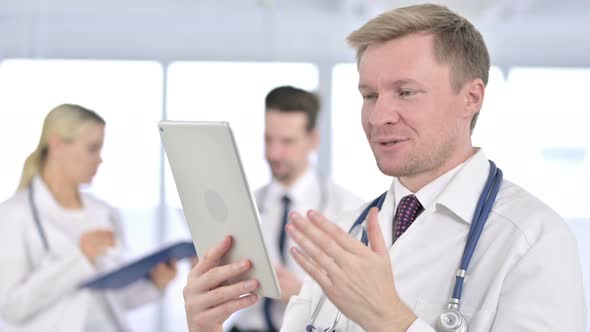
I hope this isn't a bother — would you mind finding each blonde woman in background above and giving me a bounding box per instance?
[0,104,178,332]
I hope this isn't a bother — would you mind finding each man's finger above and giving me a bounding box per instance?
[286,220,343,281]
[306,210,368,255]
[193,236,232,276]
[366,207,388,254]
[289,211,355,269]
[194,294,259,325]
[290,246,333,290]
[195,279,259,310]
[195,259,252,292]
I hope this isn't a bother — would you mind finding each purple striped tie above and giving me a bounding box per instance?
[394,195,424,241]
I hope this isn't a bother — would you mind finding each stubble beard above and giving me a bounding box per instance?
[375,134,457,180]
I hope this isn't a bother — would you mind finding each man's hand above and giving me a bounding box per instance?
[285,208,416,332]
[150,260,179,290]
[275,264,303,304]
[183,236,260,332]
[79,229,116,265]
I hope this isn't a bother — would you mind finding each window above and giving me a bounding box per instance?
[0,59,163,210]
[165,61,319,208]
[331,63,391,201]
[482,67,590,219]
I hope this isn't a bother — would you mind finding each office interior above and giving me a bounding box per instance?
[0,0,589,331]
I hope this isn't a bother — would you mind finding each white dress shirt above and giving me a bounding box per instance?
[231,167,363,330]
[0,177,161,332]
[281,149,586,332]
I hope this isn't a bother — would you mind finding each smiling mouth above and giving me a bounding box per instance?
[378,139,406,146]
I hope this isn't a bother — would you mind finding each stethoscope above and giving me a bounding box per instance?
[26,181,128,332]
[28,182,50,251]
[306,160,503,332]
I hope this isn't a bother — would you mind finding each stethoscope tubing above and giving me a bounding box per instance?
[306,160,502,332]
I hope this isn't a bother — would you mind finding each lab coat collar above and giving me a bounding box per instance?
[31,176,86,217]
[32,176,61,213]
[435,149,491,225]
[269,166,319,207]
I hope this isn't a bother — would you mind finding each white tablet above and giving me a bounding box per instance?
[159,121,281,299]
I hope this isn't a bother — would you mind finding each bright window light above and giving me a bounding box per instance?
[0,59,163,209]
[500,67,590,219]
[331,63,391,201]
[164,61,319,208]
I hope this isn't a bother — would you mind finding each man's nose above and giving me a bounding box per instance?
[266,142,284,159]
[369,93,401,126]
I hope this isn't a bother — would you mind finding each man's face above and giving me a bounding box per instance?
[359,33,476,184]
[264,110,318,184]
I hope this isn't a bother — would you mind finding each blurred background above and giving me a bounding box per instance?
[0,0,589,331]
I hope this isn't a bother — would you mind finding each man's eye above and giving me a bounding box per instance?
[399,89,418,97]
[362,94,377,101]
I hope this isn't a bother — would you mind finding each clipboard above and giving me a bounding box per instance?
[80,240,196,290]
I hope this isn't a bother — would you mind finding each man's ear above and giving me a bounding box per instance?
[463,78,485,120]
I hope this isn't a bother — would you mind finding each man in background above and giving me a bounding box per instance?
[229,86,362,331]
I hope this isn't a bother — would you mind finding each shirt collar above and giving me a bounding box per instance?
[436,149,490,224]
[419,168,458,210]
[267,166,319,206]
[391,161,464,212]
[389,149,488,225]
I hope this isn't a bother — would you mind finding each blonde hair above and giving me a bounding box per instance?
[17,104,105,191]
[347,3,490,131]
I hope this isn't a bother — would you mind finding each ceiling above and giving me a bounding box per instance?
[2,0,589,21]
[0,0,588,66]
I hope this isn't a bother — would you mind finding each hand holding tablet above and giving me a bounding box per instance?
[159,121,281,299]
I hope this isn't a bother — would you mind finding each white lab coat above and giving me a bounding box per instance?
[281,150,587,332]
[231,169,363,330]
[0,177,161,332]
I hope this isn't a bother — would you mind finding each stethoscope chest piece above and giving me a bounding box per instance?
[436,308,468,332]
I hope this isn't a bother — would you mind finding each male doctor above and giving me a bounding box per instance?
[229,86,362,331]
[182,4,586,332]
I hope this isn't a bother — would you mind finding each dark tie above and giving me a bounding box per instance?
[393,194,424,242]
[263,194,291,332]
[277,194,292,262]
